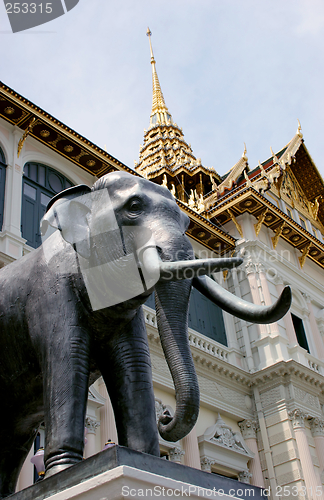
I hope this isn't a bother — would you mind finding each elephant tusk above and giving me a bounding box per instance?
[192,275,292,324]
[140,246,160,277]
[158,257,243,282]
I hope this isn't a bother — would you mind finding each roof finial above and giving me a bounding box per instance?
[146,28,172,127]
[258,160,266,176]
[270,146,279,164]
[242,142,248,161]
[146,27,154,62]
[297,118,303,138]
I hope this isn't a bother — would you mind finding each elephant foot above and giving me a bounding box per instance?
[44,463,73,479]
[45,450,83,479]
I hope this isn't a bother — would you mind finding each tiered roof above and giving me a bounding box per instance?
[135,29,221,206]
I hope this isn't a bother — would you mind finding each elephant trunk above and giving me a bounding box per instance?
[154,279,199,442]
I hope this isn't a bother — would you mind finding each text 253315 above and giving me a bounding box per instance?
[5,3,53,14]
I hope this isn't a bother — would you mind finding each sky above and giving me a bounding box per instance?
[0,0,323,178]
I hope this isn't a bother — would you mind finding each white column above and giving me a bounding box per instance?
[3,128,23,237]
[289,409,322,496]
[84,416,100,458]
[238,420,264,488]
[0,128,26,260]
[310,418,324,479]
[181,426,201,469]
[98,379,118,449]
[16,446,34,492]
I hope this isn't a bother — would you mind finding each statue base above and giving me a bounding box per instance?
[10,446,266,500]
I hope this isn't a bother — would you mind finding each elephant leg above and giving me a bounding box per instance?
[0,428,38,499]
[42,325,91,477]
[99,308,160,457]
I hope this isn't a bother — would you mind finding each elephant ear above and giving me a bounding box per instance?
[41,185,92,258]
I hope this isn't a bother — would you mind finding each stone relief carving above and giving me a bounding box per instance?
[293,386,321,410]
[198,377,247,409]
[85,416,100,434]
[260,387,282,408]
[155,398,174,425]
[280,167,309,213]
[238,471,252,484]
[276,469,302,487]
[288,408,308,429]
[200,456,216,472]
[309,418,324,437]
[168,447,185,463]
[273,448,297,467]
[269,429,293,446]
[316,309,324,338]
[198,415,254,480]
[238,419,258,440]
[208,414,251,455]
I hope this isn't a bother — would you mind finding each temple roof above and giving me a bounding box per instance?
[0,81,134,178]
[135,30,220,202]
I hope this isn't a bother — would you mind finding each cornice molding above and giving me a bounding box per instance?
[250,360,324,393]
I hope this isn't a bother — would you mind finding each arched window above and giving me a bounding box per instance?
[21,162,74,248]
[0,147,7,231]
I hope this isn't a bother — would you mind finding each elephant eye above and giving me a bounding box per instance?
[128,197,143,215]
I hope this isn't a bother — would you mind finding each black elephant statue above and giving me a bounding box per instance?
[0,171,291,498]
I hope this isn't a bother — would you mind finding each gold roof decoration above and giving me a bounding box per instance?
[203,121,324,270]
[204,144,249,210]
[146,27,172,128]
[205,121,307,212]
[135,29,220,205]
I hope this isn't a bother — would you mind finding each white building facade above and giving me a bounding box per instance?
[0,53,323,500]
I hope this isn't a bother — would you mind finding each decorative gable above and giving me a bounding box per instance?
[198,414,254,477]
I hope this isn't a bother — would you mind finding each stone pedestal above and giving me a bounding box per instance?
[10,446,267,500]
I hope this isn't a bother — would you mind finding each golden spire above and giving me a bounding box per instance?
[146,27,172,127]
